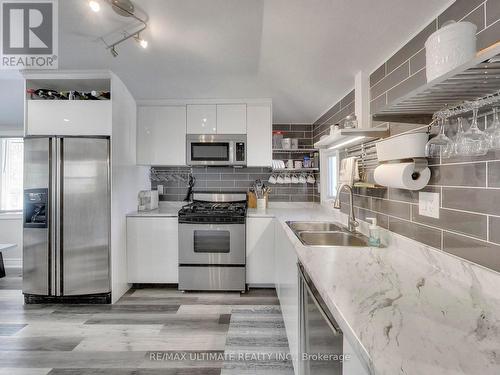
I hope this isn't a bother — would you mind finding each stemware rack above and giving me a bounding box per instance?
[272,168,318,172]
[372,42,500,124]
[272,148,318,153]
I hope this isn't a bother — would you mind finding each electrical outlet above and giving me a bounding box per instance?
[419,192,440,218]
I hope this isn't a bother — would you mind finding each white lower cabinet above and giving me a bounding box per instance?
[246,217,275,285]
[126,217,178,283]
[275,223,300,373]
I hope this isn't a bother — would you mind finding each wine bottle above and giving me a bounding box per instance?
[90,90,111,100]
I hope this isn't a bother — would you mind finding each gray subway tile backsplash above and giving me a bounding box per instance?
[428,163,487,187]
[315,103,341,125]
[443,231,500,273]
[310,0,500,272]
[442,187,500,216]
[370,93,387,115]
[488,161,500,187]
[489,216,500,245]
[462,3,486,32]
[411,205,488,240]
[369,64,385,87]
[486,0,500,26]
[340,90,355,108]
[388,217,442,249]
[356,208,389,229]
[386,68,426,103]
[387,186,439,204]
[437,0,485,27]
[386,20,436,74]
[409,49,426,75]
[370,62,410,99]
[152,124,317,202]
[477,15,500,49]
[371,198,411,220]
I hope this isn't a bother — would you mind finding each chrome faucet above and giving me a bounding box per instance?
[333,183,359,232]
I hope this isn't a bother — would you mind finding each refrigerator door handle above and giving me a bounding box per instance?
[50,138,57,296]
[54,138,63,296]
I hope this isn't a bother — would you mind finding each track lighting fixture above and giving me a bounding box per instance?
[90,0,149,57]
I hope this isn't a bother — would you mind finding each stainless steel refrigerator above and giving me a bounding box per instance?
[23,137,111,304]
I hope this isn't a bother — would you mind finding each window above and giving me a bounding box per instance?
[1,138,23,211]
[320,149,339,202]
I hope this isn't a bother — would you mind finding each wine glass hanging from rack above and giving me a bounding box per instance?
[426,90,500,157]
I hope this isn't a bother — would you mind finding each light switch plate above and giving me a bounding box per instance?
[419,192,440,218]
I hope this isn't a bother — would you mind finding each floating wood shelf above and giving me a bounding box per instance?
[372,42,500,124]
[353,182,386,189]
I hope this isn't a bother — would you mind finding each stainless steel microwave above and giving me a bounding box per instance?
[186,134,247,166]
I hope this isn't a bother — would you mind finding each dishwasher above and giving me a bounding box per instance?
[298,262,343,375]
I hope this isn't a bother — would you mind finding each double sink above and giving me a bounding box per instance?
[286,221,370,247]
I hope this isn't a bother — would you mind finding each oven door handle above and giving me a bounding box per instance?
[297,262,342,336]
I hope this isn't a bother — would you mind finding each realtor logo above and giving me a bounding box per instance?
[1,0,58,69]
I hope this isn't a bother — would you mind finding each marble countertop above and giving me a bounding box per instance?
[126,202,184,217]
[125,201,500,373]
[264,203,500,375]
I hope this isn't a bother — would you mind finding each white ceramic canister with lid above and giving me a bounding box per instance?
[425,21,477,82]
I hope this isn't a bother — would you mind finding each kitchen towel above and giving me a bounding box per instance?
[339,157,359,187]
[374,162,430,190]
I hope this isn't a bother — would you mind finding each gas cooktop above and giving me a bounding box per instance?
[178,192,247,224]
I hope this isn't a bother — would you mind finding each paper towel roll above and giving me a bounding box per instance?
[374,163,430,190]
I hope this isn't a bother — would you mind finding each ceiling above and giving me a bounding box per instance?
[0,0,452,128]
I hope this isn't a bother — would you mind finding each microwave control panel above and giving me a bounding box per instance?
[235,142,245,162]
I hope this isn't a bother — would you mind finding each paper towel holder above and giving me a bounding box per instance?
[382,158,428,181]
[412,158,428,179]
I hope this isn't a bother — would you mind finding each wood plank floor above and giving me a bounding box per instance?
[0,268,293,375]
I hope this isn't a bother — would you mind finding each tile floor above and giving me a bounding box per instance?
[0,268,293,375]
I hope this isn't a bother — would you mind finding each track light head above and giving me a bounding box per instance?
[110,46,118,57]
[134,34,148,49]
[89,0,100,12]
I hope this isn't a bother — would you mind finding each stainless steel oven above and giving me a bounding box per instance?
[298,262,343,375]
[178,192,247,292]
[186,134,246,166]
[179,223,245,265]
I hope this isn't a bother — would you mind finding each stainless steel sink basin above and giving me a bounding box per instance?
[286,221,345,233]
[298,231,370,247]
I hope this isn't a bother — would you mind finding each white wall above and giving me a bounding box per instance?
[0,129,24,268]
[0,125,23,136]
[110,73,150,303]
[0,215,22,267]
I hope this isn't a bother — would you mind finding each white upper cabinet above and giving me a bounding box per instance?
[26,101,112,136]
[137,105,187,165]
[247,104,272,167]
[187,104,217,134]
[137,99,271,166]
[216,104,247,134]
